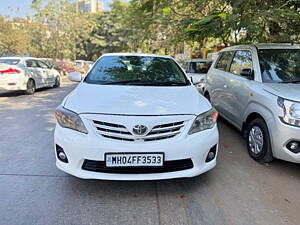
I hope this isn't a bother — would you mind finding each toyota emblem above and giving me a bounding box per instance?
[132,125,148,135]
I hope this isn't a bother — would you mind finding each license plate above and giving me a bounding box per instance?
[105,153,164,167]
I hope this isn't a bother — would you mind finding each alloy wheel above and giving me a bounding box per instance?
[248,126,264,154]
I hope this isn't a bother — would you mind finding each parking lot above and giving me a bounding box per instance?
[0,78,299,225]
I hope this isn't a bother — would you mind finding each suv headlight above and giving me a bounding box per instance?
[188,108,218,135]
[55,105,88,134]
[277,97,300,127]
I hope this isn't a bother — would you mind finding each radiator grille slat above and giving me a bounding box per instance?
[92,120,185,142]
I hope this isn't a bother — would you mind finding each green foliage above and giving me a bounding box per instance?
[0,17,31,56]
[79,0,132,60]
[1,0,299,60]
[29,0,95,59]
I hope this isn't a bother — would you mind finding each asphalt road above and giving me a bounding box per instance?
[0,79,299,225]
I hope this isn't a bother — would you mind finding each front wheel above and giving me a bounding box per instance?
[54,76,60,88]
[246,118,273,163]
[25,79,36,95]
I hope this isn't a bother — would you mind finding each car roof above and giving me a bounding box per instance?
[101,53,172,59]
[220,43,300,52]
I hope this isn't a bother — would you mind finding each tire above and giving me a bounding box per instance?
[246,118,273,163]
[25,79,36,95]
[54,76,60,88]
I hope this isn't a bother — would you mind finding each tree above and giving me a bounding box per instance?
[0,17,31,56]
[79,0,134,60]
[30,0,95,59]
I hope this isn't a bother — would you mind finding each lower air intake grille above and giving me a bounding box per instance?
[82,158,193,174]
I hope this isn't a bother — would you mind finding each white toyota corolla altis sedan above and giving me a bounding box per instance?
[54,53,219,180]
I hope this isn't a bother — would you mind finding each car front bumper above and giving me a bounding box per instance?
[269,117,300,163]
[54,122,219,180]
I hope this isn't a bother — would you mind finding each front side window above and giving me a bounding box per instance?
[26,60,38,68]
[85,56,189,86]
[215,51,234,71]
[36,60,49,69]
[229,50,253,76]
[258,49,300,83]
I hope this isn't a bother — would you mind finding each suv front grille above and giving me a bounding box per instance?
[92,120,185,142]
[82,158,194,173]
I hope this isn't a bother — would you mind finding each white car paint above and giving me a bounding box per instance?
[0,57,60,92]
[55,53,219,180]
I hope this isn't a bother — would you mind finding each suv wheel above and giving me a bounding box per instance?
[246,118,273,163]
[25,79,36,95]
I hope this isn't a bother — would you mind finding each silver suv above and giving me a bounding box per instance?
[205,44,300,164]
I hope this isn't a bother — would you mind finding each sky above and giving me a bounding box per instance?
[0,0,113,18]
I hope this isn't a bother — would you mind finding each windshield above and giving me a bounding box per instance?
[0,59,20,65]
[258,49,300,83]
[190,61,212,74]
[85,56,189,86]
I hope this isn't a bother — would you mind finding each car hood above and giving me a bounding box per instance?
[263,83,300,102]
[64,82,211,115]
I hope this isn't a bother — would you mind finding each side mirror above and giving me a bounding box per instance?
[240,68,254,80]
[68,72,82,82]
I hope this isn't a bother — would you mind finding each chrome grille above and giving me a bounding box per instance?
[93,120,185,142]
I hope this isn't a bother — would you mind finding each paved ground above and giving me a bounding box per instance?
[0,79,299,225]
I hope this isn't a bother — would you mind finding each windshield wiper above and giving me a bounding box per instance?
[280,80,300,84]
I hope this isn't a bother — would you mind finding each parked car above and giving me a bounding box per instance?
[75,60,93,74]
[204,44,300,164]
[207,52,219,62]
[0,57,61,94]
[183,59,212,93]
[54,53,219,180]
[59,61,76,75]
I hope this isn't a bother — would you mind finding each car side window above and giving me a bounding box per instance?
[26,60,37,68]
[215,51,234,71]
[36,60,49,69]
[229,50,253,76]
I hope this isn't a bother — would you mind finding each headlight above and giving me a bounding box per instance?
[188,108,218,135]
[55,105,88,134]
[277,97,300,127]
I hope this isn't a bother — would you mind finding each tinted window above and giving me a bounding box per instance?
[0,59,20,65]
[215,51,233,71]
[229,50,253,76]
[26,60,38,68]
[85,56,189,86]
[36,60,49,69]
[189,61,212,73]
[258,49,300,83]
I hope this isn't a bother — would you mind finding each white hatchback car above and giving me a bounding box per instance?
[54,53,219,180]
[0,57,61,94]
